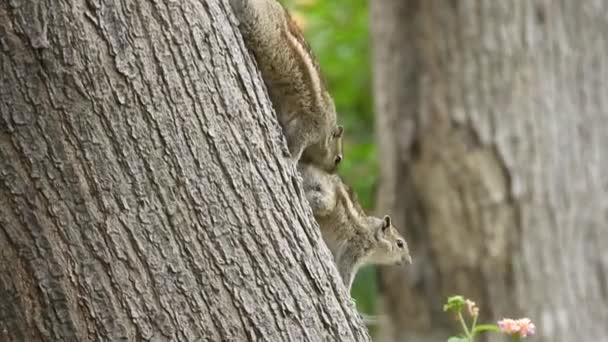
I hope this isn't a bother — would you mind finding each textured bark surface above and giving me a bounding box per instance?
[0,1,370,341]
[371,1,608,341]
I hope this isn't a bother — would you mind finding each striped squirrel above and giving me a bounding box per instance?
[299,163,412,290]
[230,0,344,172]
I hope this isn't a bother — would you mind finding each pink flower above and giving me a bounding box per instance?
[517,318,536,337]
[498,318,536,337]
[465,299,479,317]
[498,318,519,334]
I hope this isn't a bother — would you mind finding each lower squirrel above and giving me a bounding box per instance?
[299,163,412,290]
[230,0,343,172]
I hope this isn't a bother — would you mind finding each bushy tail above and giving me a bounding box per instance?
[229,0,282,49]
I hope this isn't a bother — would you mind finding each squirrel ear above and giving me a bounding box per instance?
[336,125,344,137]
[382,215,391,231]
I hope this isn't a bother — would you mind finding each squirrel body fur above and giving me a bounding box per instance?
[230,0,343,172]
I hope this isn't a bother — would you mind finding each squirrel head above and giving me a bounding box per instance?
[370,215,412,266]
[300,125,343,173]
[314,124,343,172]
[330,125,344,164]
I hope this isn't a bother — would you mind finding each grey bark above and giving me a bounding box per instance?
[0,1,370,341]
[371,1,608,341]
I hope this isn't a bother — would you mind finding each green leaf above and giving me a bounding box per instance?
[447,337,469,342]
[472,324,501,334]
[443,295,466,312]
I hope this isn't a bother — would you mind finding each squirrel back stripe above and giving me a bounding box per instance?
[281,17,324,122]
[335,182,368,233]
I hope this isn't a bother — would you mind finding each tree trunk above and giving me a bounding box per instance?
[371,1,608,341]
[0,1,370,341]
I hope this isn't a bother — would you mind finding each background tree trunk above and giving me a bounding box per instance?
[0,1,370,341]
[371,1,608,341]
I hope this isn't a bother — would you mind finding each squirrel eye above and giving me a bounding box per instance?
[397,240,405,248]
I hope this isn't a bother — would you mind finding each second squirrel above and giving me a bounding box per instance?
[299,163,412,290]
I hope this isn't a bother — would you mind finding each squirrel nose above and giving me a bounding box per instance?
[335,154,343,164]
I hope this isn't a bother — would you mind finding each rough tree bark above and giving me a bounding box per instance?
[371,1,608,341]
[0,1,370,341]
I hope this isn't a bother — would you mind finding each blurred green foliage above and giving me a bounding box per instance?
[282,0,380,319]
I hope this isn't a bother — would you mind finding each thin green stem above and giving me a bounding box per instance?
[458,312,471,338]
[470,314,478,337]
